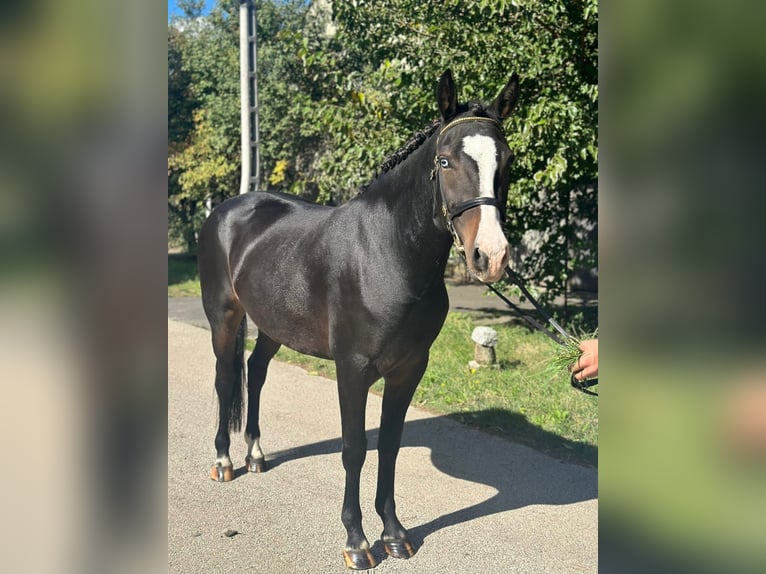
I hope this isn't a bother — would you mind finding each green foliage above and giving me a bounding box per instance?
[168,2,241,251]
[168,0,598,302]
[168,254,201,297]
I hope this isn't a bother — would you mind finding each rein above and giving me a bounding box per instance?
[432,118,597,396]
[486,268,598,396]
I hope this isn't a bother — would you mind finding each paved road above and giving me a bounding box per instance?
[168,319,598,573]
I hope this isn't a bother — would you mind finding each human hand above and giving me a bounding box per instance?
[570,339,598,382]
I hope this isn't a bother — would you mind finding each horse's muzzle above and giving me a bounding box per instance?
[470,244,509,283]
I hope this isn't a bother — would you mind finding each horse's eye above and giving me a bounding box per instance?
[439,158,450,168]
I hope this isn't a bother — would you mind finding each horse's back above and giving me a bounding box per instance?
[202,191,326,235]
[199,191,330,258]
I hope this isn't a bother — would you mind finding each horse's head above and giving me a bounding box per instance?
[433,70,520,284]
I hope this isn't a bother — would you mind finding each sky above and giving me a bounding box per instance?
[168,0,217,21]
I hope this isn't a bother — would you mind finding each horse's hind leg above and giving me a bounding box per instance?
[244,331,281,473]
[375,356,428,560]
[208,306,246,482]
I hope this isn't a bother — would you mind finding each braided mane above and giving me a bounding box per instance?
[377,118,441,174]
[358,102,494,193]
[378,103,496,174]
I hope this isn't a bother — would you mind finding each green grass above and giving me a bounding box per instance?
[168,254,201,297]
[272,313,598,466]
[549,327,599,374]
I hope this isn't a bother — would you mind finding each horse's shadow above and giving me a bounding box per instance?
[258,408,597,556]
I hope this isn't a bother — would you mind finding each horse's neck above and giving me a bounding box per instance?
[357,139,452,264]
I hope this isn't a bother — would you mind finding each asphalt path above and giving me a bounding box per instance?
[168,314,598,573]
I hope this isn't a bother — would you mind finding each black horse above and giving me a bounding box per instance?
[197,70,520,570]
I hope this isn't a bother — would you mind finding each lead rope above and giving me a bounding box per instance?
[492,274,598,396]
[485,267,598,396]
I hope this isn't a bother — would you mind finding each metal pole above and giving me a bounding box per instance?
[249,2,260,191]
[238,1,251,194]
[238,1,259,194]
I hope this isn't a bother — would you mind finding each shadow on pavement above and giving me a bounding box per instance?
[256,409,597,562]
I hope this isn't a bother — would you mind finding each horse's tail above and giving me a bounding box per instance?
[228,314,247,432]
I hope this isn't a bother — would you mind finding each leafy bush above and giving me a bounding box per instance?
[168,0,598,305]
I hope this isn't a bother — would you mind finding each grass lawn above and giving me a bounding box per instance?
[273,314,597,466]
[168,254,201,297]
[169,253,597,466]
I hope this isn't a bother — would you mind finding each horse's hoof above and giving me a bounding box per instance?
[383,538,415,559]
[245,455,267,473]
[342,548,377,570]
[210,464,234,482]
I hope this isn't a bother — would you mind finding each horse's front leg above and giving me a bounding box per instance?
[336,360,377,570]
[375,356,428,560]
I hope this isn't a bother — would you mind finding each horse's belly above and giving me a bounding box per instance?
[242,293,333,360]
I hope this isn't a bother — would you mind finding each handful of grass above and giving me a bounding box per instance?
[548,328,598,375]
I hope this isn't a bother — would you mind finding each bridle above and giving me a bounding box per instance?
[429,116,506,252]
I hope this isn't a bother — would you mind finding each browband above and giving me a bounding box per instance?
[435,116,501,149]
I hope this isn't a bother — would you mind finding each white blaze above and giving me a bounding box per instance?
[462,135,509,280]
[463,134,497,200]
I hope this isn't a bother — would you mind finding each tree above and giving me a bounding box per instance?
[168,0,598,313]
[168,0,326,251]
[316,1,598,306]
[168,1,242,252]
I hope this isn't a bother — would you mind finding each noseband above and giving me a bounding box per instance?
[430,116,506,251]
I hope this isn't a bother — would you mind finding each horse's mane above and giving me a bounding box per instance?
[358,102,494,194]
[377,118,441,174]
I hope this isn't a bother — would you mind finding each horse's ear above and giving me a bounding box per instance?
[489,72,520,120]
[437,69,458,121]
